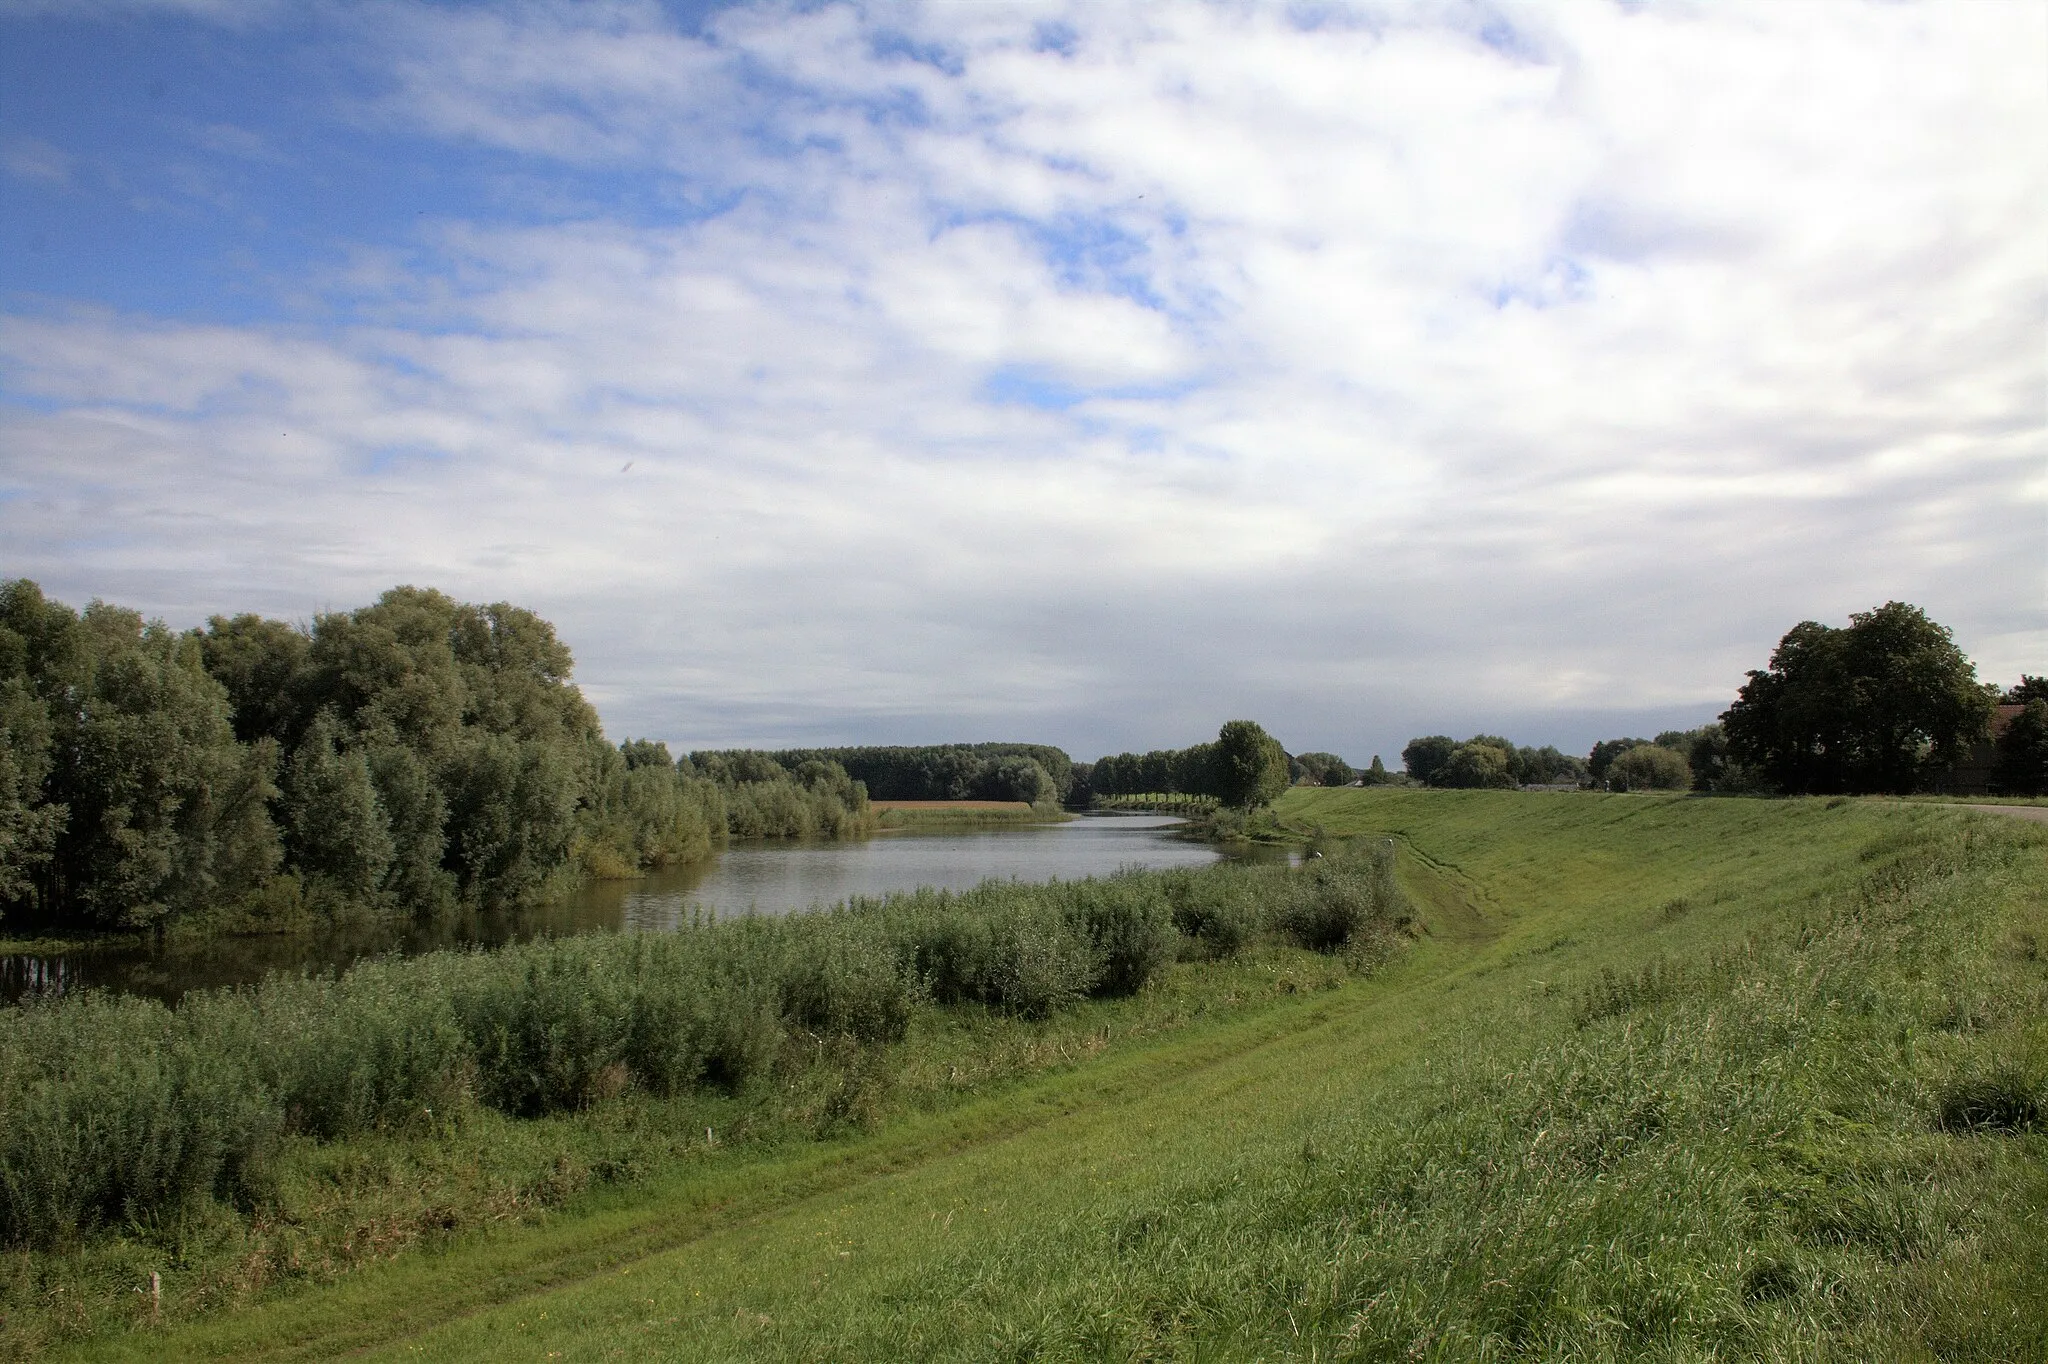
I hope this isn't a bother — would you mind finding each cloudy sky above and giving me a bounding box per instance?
[1,0,2042,766]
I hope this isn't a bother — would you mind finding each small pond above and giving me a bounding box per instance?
[3,813,1279,1005]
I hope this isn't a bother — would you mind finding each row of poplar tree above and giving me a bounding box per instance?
[1078,720,1295,809]
[0,581,865,934]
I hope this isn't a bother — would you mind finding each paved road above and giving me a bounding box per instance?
[1952,803,2048,824]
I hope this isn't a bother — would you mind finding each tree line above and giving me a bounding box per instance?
[1396,604,2044,797]
[1079,720,1294,809]
[0,581,871,936]
[1397,736,1589,790]
[722,744,1075,808]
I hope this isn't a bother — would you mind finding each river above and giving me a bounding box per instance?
[3,813,1272,1005]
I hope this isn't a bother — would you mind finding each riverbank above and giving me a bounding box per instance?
[0,849,1408,1357]
[6,816,1231,1005]
[16,789,2045,1360]
[873,801,1070,830]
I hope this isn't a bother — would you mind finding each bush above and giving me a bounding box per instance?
[235,966,471,1139]
[775,915,920,1043]
[1273,844,1405,954]
[1063,875,1177,997]
[622,933,779,1095]
[984,904,1099,1018]
[450,941,639,1117]
[1164,869,1263,958]
[0,994,278,1248]
[0,853,1416,1249]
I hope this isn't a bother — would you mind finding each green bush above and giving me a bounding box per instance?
[233,966,472,1139]
[1164,867,1267,958]
[1062,875,1177,996]
[450,940,642,1117]
[1273,844,1404,953]
[984,900,1099,1018]
[0,853,1417,1249]
[775,914,921,1043]
[0,994,278,1248]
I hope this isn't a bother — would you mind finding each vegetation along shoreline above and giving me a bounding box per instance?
[2,583,2043,1358]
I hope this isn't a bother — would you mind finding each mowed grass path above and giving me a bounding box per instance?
[79,790,2048,1361]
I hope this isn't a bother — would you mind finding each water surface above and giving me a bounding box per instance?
[4,813,1263,1004]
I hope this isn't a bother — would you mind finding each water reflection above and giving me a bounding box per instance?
[5,814,1270,1005]
[584,812,1241,931]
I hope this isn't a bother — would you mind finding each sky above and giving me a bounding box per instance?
[1,0,2043,768]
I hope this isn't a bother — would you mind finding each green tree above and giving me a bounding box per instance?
[979,755,1057,804]
[1362,755,1389,785]
[43,602,280,929]
[283,713,394,902]
[1438,741,1515,789]
[1587,738,1647,783]
[619,738,673,771]
[366,743,452,911]
[1992,700,2048,796]
[1214,721,1290,809]
[1401,736,1457,785]
[1650,723,1761,794]
[1723,602,1992,795]
[443,733,579,907]
[1514,745,1585,786]
[1,582,75,916]
[1606,743,1691,792]
[197,613,312,746]
[1291,752,1354,787]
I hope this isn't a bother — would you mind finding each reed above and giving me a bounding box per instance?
[0,849,1407,1249]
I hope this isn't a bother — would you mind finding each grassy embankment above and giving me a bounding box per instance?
[28,790,2048,1360]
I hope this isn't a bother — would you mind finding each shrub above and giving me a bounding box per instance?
[1063,875,1177,996]
[1273,844,1406,954]
[1,855,1400,1247]
[1164,869,1262,958]
[776,914,920,1043]
[879,889,994,1008]
[449,941,638,1117]
[0,994,278,1248]
[233,965,473,1139]
[984,905,1098,1018]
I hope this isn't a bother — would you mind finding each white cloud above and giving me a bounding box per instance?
[1,0,2041,762]
[2,135,71,185]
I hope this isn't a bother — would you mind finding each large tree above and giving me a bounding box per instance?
[1606,744,1691,792]
[1400,735,1457,786]
[1993,700,2048,796]
[1214,720,1291,809]
[1721,602,1992,795]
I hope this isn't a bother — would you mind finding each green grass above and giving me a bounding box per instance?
[874,805,1072,830]
[1868,794,2048,808]
[28,790,2048,1360]
[1092,793,1222,815]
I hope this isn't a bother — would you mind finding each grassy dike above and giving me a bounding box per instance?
[52,791,2048,1360]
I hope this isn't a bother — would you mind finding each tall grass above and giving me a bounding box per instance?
[0,848,1409,1249]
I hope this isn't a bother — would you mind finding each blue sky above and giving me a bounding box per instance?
[2,0,2042,766]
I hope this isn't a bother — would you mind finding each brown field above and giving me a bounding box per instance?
[871,800,1034,811]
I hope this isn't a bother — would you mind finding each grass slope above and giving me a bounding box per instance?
[72,791,2048,1361]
